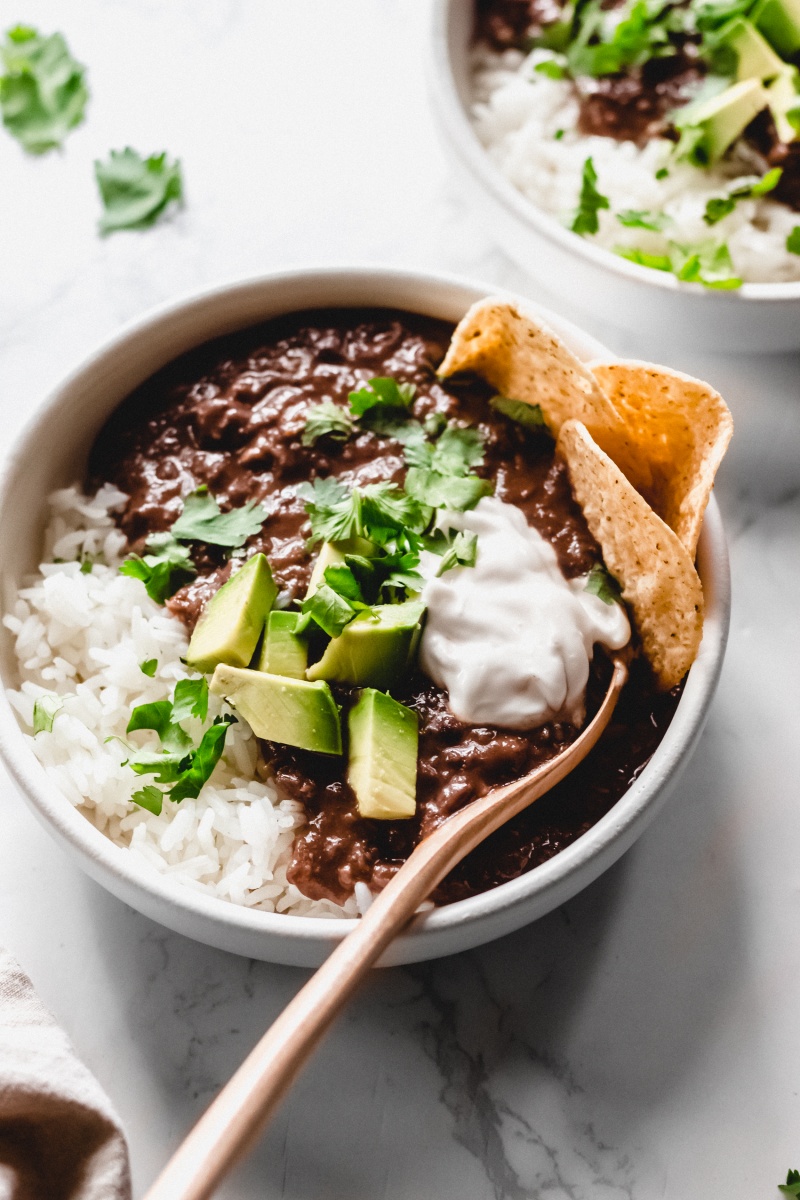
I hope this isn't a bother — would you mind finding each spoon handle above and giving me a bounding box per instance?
[143,657,627,1200]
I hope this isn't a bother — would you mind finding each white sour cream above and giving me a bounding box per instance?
[419,497,630,730]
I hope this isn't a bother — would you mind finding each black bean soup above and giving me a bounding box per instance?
[89,309,680,906]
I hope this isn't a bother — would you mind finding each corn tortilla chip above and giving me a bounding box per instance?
[557,420,704,690]
[590,360,733,559]
[439,299,650,488]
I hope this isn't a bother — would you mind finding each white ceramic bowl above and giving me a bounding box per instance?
[427,0,800,353]
[0,266,730,967]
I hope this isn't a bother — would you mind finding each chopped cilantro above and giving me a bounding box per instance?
[534,58,568,79]
[0,25,88,153]
[296,583,358,638]
[616,209,669,231]
[297,478,427,547]
[437,530,478,576]
[349,377,416,417]
[170,486,266,548]
[140,658,158,677]
[79,558,94,574]
[120,533,196,604]
[554,128,565,140]
[585,564,622,605]
[490,395,549,431]
[614,246,673,271]
[566,0,677,78]
[404,470,492,511]
[131,785,163,815]
[301,400,354,447]
[323,564,365,605]
[779,1169,800,1197]
[787,227,800,254]
[95,148,183,235]
[571,157,610,236]
[423,412,448,437]
[125,681,235,807]
[655,167,669,180]
[703,168,783,225]
[670,240,742,289]
[32,693,62,734]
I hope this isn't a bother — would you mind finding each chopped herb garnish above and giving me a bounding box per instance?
[779,1169,800,1197]
[120,533,196,605]
[140,658,158,677]
[423,411,448,438]
[703,168,783,225]
[32,693,62,734]
[534,58,568,79]
[297,478,428,547]
[131,785,163,815]
[437,530,479,576]
[616,208,669,231]
[95,148,183,235]
[614,245,672,271]
[490,395,549,431]
[787,226,800,254]
[170,486,266,548]
[404,470,492,511]
[0,25,88,153]
[349,377,416,418]
[585,564,622,605]
[301,400,354,447]
[655,167,669,180]
[554,128,565,140]
[323,564,366,605]
[566,0,679,79]
[670,239,742,289]
[571,157,610,235]
[125,680,235,808]
[80,558,94,574]
[296,582,359,638]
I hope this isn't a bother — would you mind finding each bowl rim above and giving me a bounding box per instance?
[427,0,800,304]
[0,263,731,953]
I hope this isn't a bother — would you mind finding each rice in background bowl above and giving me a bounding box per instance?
[0,267,730,967]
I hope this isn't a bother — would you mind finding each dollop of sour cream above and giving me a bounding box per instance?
[420,497,630,730]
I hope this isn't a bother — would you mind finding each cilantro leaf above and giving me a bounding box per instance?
[616,209,669,231]
[437,530,479,576]
[489,395,549,431]
[534,58,568,79]
[95,148,183,235]
[669,240,742,289]
[349,377,416,417]
[119,532,196,604]
[423,412,448,437]
[779,1169,800,1197]
[655,166,669,180]
[614,245,673,271]
[172,676,209,724]
[358,409,424,444]
[404,469,493,512]
[296,583,357,638]
[323,564,365,604]
[140,658,158,677]
[170,486,266,548]
[127,700,192,755]
[301,400,354,447]
[79,558,94,575]
[131,785,163,815]
[566,0,676,78]
[168,717,235,803]
[32,692,62,734]
[585,564,622,605]
[298,479,428,547]
[0,25,88,153]
[430,424,486,476]
[571,157,610,236]
[703,168,783,225]
[788,226,800,255]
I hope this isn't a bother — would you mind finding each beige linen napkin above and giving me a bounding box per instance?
[0,949,131,1200]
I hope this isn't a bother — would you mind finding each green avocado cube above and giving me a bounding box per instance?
[347,688,418,819]
[753,0,800,59]
[679,78,769,165]
[721,18,785,82]
[258,610,308,679]
[186,553,277,675]
[210,665,342,755]
[305,600,425,691]
[766,65,800,140]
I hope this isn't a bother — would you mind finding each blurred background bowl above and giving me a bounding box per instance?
[427,0,800,353]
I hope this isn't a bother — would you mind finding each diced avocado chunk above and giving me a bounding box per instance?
[306,537,376,597]
[677,78,768,165]
[347,688,418,819]
[186,553,277,674]
[258,610,308,678]
[753,0,800,59]
[721,18,785,82]
[306,600,425,691]
[766,65,800,141]
[210,665,342,754]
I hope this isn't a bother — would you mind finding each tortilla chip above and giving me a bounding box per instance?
[557,419,704,690]
[590,360,733,559]
[439,299,650,488]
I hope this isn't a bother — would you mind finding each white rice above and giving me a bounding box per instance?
[3,484,358,919]
[471,44,800,283]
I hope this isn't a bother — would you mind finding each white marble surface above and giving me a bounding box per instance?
[1,2,799,1196]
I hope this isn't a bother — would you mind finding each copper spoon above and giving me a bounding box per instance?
[143,654,628,1200]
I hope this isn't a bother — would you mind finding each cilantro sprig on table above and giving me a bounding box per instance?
[123,676,235,813]
[95,148,184,234]
[0,25,88,153]
[120,487,268,605]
